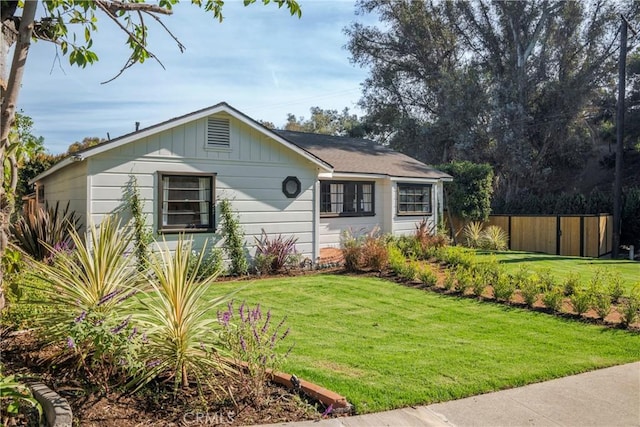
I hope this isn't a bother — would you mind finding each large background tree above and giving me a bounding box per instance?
[347,0,639,203]
[0,0,301,309]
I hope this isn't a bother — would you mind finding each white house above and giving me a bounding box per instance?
[31,102,452,262]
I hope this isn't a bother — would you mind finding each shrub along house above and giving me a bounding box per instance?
[30,102,452,262]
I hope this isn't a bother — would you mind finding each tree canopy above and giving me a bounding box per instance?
[347,0,639,202]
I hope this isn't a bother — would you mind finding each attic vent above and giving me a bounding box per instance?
[207,117,230,147]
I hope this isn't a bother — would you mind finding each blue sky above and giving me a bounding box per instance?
[17,1,374,154]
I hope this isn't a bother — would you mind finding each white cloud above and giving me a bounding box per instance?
[17,0,374,154]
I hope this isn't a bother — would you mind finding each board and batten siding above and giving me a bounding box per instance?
[38,161,88,230]
[85,113,320,259]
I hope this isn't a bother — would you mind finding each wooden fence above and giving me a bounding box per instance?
[446,213,613,258]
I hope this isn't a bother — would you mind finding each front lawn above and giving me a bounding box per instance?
[210,274,640,413]
[475,251,640,292]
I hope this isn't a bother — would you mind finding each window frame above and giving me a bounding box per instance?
[320,180,375,217]
[397,183,433,216]
[157,172,216,233]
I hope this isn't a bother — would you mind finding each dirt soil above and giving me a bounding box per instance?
[1,331,324,427]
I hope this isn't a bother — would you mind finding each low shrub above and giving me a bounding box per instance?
[340,228,362,272]
[570,289,592,316]
[563,272,580,296]
[619,287,640,327]
[415,218,449,254]
[255,229,299,274]
[387,244,407,275]
[462,221,484,248]
[360,227,389,271]
[537,268,557,293]
[607,273,624,304]
[188,248,224,279]
[418,265,438,287]
[591,291,611,320]
[481,225,509,251]
[492,273,515,302]
[455,267,474,294]
[218,301,292,407]
[443,270,457,292]
[542,286,564,313]
[520,276,540,308]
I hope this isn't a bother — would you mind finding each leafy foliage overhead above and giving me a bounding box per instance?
[347,0,639,201]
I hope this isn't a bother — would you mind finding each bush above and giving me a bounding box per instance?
[0,368,42,424]
[443,270,457,292]
[481,225,509,251]
[520,276,540,308]
[606,273,624,304]
[254,229,299,274]
[563,272,580,296]
[619,286,640,327]
[415,218,449,253]
[188,248,224,279]
[360,227,389,271]
[387,244,407,275]
[218,301,292,407]
[570,289,592,316]
[66,307,144,392]
[340,228,362,272]
[418,265,438,287]
[462,221,484,248]
[591,291,611,320]
[455,267,474,294]
[493,273,515,302]
[10,202,80,262]
[542,286,564,313]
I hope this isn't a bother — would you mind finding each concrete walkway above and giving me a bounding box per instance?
[256,362,640,427]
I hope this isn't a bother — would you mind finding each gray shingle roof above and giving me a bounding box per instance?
[275,130,452,180]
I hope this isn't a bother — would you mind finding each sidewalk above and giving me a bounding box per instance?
[256,362,640,427]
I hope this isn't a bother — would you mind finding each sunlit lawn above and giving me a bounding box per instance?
[475,250,640,292]
[209,274,640,414]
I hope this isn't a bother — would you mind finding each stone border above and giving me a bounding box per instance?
[28,382,73,427]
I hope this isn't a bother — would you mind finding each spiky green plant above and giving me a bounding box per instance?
[135,237,232,391]
[30,215,138,335]
[480,225,509,251]
[462,221,484,248]
[10,201,79,261]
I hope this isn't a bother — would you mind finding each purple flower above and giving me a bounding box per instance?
[98,290,120,306]
[321,404,334,417]
[252,304,261,321]
[240,336,247,353]
[239,302,246,322]
[252,326,260,343]
[74,311,86,323]
[261,310,271,334]
[281,327,290,341]
[141,333,148,344]
[111,315,131,334]
[146,359,161,368]
[128,327,138,341]
[116,290,138,304]
[66,336,75,349]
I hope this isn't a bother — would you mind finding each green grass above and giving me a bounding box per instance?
[475,251,640,292]
[208,274,640,413]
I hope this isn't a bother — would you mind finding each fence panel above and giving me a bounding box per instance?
[444,212,612,258]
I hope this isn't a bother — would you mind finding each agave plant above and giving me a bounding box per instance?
[134,237,232,391]
[10,201,80,261]
[30,214,138,333]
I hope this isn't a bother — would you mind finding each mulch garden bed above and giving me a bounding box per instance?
[1,329,325,426]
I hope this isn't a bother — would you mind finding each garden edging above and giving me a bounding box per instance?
[28,382,73,427]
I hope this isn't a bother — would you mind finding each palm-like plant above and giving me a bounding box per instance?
[462,221,484,248]
[10,201,79,261]
[481,225,509,251]
[135,237,232,391]
[31,215,138,333]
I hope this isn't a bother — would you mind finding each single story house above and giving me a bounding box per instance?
[31,102,452,262]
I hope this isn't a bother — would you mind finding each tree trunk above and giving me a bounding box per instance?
[0,1,38,311]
